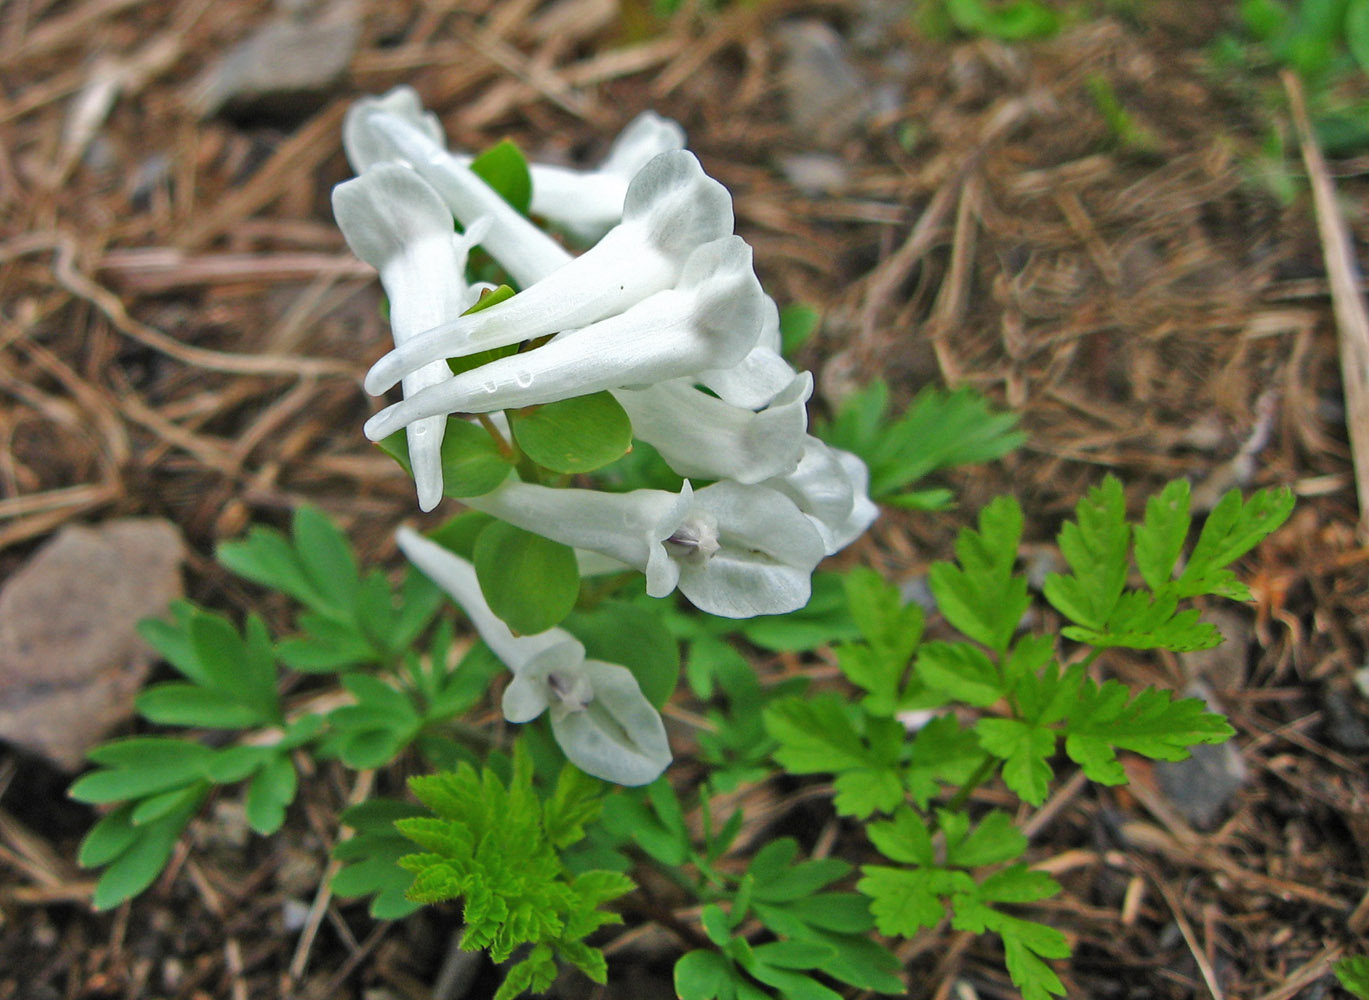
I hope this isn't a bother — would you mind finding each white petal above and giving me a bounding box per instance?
[766,438,879,554]
[333,166,477,511]
[363,149,734,396]
[613,371,812,484]
[343,86,445,174]
[460,479,694,592]
[677,480,827,618]
[362,109,575,288]
[550,660,671,785]
[362,236,764,438]
[528,111,687,241]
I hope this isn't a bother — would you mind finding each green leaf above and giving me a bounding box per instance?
[947,0,1060,39]
[135,683,270,729]
[72,739,215,803]
[377,417,513,499]
[676,949,738,1000]
[599,792,690,866]
[1133,479,1191,590]
[747,963,841,1000]
[857,865,972,936]
[563,600,679,709]
[915,641,1003,706]
[130,784,205,826]
[779,303,821,356]
[1350,0,1369,74]
[90,791,204,909]
[1063,591,1221,652]
[763,695,873,774]
[215,529,319,609]
[1043,476,1130,631]
[977,864,1061,905]
[292,505,360,612]
[473,520,579,634]
[333,799,426,919]
[945,810,1026,867]
[818,383,1024,500]
[470,139,532,215]
[928,495,1029,652]
[833,766,905,819]
[866,807,935,866]
[245,753,297,835]
[79,803,141,868]
[1063,680,1234,784]
[904,715,984,809]
[508,392,633,474]
[1177,486,1293,598]
[975,718,1055,806]
[1335,955,1369,1000]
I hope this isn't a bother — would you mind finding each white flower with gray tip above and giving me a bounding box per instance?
[350,99,582,287]
[691,295,800,409]
[363,148,734,396]
[332,165,488,511]
[348,87,685,243]
[766,436,879,555]
[363,235,765,440]
[515,110,687,241]
[611,370,813,485]
[395,528,671,786]
[460,477,826,618]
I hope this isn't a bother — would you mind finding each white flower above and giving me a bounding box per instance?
[460,477,827,618]
[692,296,799,409]
[350,97,581,288]
[611,370,813,484]
[362,235,765,440]
[517,111,687,241]
[765,437,879,554]
[331,164,487,511]
[362,148,734,396]
[395,528,671,785]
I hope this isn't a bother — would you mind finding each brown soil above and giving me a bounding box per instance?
[1,1,1366,998]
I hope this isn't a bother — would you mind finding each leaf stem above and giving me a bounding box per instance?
[943,752,999,814]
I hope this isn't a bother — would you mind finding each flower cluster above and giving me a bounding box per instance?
[334,87,877,783]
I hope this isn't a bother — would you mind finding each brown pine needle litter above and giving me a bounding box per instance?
[0,1,1366,998]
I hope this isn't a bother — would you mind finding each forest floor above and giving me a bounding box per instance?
[0,0,1366,998]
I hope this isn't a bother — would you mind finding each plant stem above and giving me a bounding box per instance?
[944,752,999,814]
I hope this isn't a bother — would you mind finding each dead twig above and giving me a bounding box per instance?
[1283,70,1369,539]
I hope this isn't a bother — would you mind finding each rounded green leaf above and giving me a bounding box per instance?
[675,949,736,1000]
[563,601,679,708]
[473,520,580,635]
[78,803,140,868]
[508,392,633,475]
[469,141,532,215]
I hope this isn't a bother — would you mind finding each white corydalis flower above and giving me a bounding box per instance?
[363,148,734,396]
[766,436,879,555]
[460,477,827,618]
[611,370,813,485]
[519,111,687,241]
[395,528,670,786]
[349,97,574,288]
[692,296,799,409]
[362,235,766,441]
[332,165,487,511]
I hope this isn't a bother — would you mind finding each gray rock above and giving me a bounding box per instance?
[189,0,360,121]
[0,519,185,770]
[776,20,871,148]
[1154,683,1247,830]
